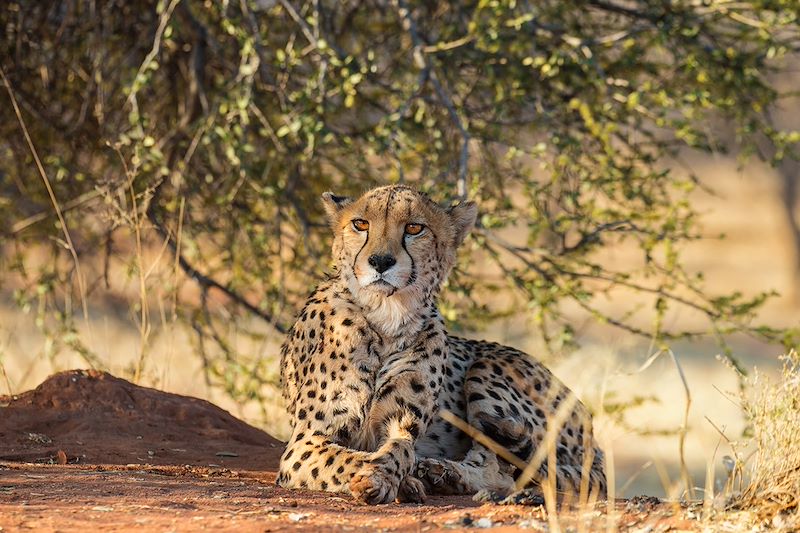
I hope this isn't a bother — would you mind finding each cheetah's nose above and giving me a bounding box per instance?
[368,254,397,273]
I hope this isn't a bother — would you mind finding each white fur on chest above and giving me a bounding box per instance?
[346,275,426,338]
[365,296,423,338]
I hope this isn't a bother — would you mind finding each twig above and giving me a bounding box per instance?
[422,34,476,54]
[276,0,318,49]
[10,189,102,236]
[705,416,743,494]
[618,460,654,496]
[112,146,151,384]
[560,220,643,254]
[670,347,693,499]
[125,0,181,110]
[482,238,708,340]
[0,334,13,395]
[482,227,739,340]
[624,348,694,498]
[546,263,722,320]
[587,0,656,21]
[237,0,277,87]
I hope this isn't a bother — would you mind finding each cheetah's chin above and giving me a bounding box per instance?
[368,279,399,294]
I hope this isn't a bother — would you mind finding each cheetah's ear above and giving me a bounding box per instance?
[447,201,478,247]
[321,192,353,222]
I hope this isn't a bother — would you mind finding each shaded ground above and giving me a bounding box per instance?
[0,370,707,531]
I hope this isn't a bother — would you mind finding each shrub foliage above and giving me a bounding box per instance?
[1,1,799,396]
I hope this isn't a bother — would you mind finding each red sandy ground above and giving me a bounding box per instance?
[0,370,702,532]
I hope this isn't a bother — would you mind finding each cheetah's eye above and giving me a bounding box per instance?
[404,223,424,236]
[352,219,369,232]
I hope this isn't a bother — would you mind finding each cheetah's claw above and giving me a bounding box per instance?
[397,475,426,503]
[415,458,469,495]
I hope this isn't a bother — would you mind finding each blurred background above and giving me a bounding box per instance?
[1,0,799,498]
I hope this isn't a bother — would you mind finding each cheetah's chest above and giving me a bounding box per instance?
[332,336,433,451]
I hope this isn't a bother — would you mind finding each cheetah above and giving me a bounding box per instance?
[277,185,606,504]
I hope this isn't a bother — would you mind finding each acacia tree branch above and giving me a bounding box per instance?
[146,183,287,334]
[9,189,102,236]
[487,221,719,319]
[394,0,470,199]
[276,0,318,48]
[483,229,784,349]
[481,239,709,340]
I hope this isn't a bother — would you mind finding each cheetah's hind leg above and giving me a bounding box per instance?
[415,443,517,496]
[416,358,537,498]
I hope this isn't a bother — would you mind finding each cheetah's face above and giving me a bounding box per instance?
[322,186,477,313]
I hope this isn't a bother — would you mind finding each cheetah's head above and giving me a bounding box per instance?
[322,185,477,335]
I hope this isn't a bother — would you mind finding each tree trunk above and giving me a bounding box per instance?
[778,158,800,301]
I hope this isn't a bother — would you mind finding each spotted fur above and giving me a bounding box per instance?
[277,185,606,504]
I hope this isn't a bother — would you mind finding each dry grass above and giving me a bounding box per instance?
[723,350,800,529]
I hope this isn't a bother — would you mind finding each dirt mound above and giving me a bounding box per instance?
[0,369,283,469]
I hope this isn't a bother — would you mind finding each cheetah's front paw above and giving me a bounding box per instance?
[349,464,399,505]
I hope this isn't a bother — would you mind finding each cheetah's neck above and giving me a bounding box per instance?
[338,277,430,339]
[364,295,425,338]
